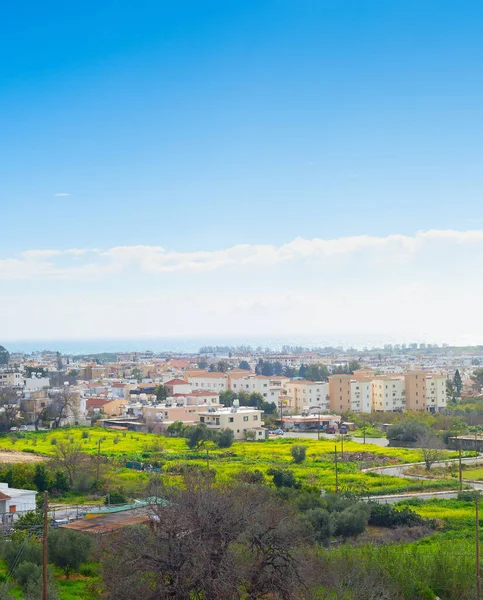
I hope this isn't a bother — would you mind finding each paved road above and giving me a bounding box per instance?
[281,431,389,447]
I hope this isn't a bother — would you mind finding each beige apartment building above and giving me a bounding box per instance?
[283,381,330,413]
[372,376,406,412]
[404,371,427,411]
[198,406,265,440]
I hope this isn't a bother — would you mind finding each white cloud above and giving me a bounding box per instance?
[1,229,483,280]
[3,229,483,343]
[54,193,70,197]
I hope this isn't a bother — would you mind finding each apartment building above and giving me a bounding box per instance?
[350,379,373,413]
[187,372,229,392]
[371,376,406,412]
[283,381,330,413]
[404,371,427,411]
[425,374,447,412]
[198,406,265,440]
[229,375,271,397]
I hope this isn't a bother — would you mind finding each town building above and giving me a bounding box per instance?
[198,405,265,440]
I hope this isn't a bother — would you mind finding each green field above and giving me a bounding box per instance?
[0,428,462,497]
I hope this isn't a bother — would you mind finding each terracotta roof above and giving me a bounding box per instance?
[164,378,189,386]
[0,492,11,500]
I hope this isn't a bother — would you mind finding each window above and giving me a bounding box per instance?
[253,415,258,421]
[243,416,249,422]
[229,417,234,423]
[200,417,205,422]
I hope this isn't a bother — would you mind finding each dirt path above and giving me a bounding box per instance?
[0,450,46,463]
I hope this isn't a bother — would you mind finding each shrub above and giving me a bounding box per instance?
[267,468,301,489]
[216,428,234,449]
[48,529,92,576]
[368,502,430,528]
[3,538,42,569]
[333,504,370,539]
[291,445,307,464]
[82,431,89,439]
[50,437,57,445]
[235,469,265,485]
[303,507,335,546]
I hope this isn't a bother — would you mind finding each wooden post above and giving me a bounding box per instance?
[335,445,339,494]
[317,410,320,441]
[96,439,101,492]
[42,491,48,600]
[477,490,481,600]
[459,443,463,492]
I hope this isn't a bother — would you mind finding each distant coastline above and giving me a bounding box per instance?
[1,334,466,355]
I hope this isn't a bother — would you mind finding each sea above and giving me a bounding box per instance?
[2,334,437,355]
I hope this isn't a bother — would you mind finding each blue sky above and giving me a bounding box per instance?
[1,1,483,344]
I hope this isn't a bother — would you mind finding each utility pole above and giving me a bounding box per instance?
[96,439,101,493]
[335,445,339,493]
[42,491,48,600]
[341,432,344,459]
[459,442,463,492]
[477,490,481,600]
[363,420,366,445]
[317,409,320,441]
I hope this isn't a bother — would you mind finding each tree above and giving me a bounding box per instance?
[0,387,20,431]
[453,370,463,397]
[215,428,234,448]
[290,445,307,464]
[0,345,9,366]
[48,529,92,577]
[131,367,143,382]
[303,508,335,546]
[267,468,301,489]
[304,364,329,382]
[417,432,444,470]
[216,360,229,372]
[198,360,208,369]
[239,360,251,371]
[33,464,50,492]
[51,441,93,487]
[471,368,483,392]
[219,390,236,407]
[333,504,370,539]
[185,423,214,450]
[155,384,167,403]
[49,386,80,428]
[166,420,187,437]
[101,477,309,600]
[386,419,430,442]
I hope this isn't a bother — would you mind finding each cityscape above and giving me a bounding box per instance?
[3,0,483,598]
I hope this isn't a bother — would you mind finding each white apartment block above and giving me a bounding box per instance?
[371,376,406,412]
[283,381,330,413]
[350,379,372,413]
[188,373,229,392]
[425,374,447,412]
[230,376,271,397]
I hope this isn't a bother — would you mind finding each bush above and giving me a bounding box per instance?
[14,561,41,589]
[106,488,127,505]
[235,469,265,485]
[368,502,430,528]
[48,529,92,576]
[82,431,89,439]
[216,428,234,449]
[303,507,335,546]
[291,445,307,464]
[3,538,42,570]
[50,437,57,445]
[267,468,301,489]
[333,504,370,539]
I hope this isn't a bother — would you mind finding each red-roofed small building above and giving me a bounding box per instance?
[164,378,192,396]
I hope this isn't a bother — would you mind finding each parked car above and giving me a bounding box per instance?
[9,427,18,432]
[19,425,28,431]
[271,428,284,435]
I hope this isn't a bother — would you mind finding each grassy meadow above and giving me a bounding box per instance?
[0,428,462,497]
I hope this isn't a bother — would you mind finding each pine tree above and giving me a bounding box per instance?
[453,369,463,397]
